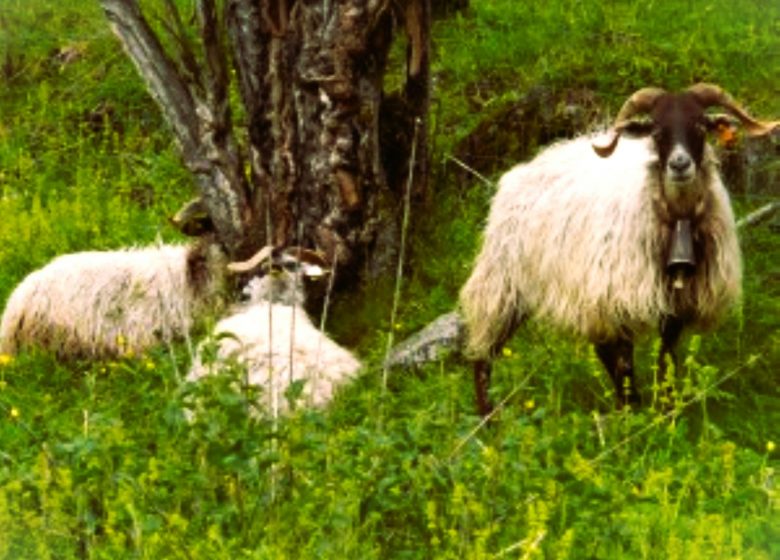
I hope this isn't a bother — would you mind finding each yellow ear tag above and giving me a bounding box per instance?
[716,122,737,148]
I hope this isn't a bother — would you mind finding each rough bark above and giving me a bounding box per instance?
[101,0,430,277]
[102,0,253,258]
[403,0,431,200]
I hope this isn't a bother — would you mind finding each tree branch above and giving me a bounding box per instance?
[160,0,204,94]
[101,0,201,158]
[225,0,274,222]
[198,0,230,127]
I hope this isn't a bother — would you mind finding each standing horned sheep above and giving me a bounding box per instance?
[187,247,362,412]
[460,83,778,415]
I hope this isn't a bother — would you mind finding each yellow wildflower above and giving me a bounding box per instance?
[524,399,535,410]
[10,407,20,419]
[501,347,513,357]
[0,354,12,367]
[768,441,776,453]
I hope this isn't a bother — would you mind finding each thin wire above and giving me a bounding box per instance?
[443,153,495,188]
[447,377,531,461]
[443,353,762,468]
[314,256,338,405]
[587,356,758,466]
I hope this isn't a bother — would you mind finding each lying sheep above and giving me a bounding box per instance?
[0,199,248,358]
[460,83,778,415]
[0,241,225,357]
[187,247,361,413]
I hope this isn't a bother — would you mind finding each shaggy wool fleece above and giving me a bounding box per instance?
[460,135,741,359]
[188,277,361,412]
[0,243,226,357]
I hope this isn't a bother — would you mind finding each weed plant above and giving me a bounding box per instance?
[0,0,778,558]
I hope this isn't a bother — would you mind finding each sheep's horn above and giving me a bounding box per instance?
[687,83,779,137]
[593,87,667,157]
[612,86,667,127]
[170,197,214,237]
[592,133,621,158]
[227,246,276,273]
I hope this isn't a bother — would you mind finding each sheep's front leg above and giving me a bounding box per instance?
[472,314,523,417]
[657,315,685,400]
[474,360,494,416]
[595,338,640,408]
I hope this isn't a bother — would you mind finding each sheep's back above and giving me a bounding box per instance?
[190,302,361,410]
[0,245,200,356]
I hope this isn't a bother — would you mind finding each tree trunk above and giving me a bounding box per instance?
[101,0,430,280]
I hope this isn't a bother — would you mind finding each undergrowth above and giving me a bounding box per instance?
[0,0,778,558]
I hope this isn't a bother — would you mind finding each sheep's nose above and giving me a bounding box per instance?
[668,153,692,174]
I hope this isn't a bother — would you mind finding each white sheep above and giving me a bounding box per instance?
[187,247,362,413]
[0,241,229,358]
[459,83,778,414]
[0,199,246,358]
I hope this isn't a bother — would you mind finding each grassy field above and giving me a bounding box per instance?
[1,0,778,558]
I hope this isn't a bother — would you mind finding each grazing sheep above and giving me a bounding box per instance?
[0,199,246,358]
[460,83,778,415]
[188,247,362,413]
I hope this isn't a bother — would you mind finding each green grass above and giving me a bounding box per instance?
[1,0,778,558]
[430,0,780,155]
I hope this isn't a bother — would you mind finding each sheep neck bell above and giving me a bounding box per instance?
[666,218,696,290]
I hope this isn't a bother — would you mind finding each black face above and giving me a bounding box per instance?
[650,94,708,182]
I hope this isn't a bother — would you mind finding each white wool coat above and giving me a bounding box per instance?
[460,135,741,358]
[188,277,361,412]
[0,243,225,357]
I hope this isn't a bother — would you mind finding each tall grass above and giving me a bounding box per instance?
[0,0,778,557]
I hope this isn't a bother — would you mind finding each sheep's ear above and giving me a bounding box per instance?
[300,262,328,279]
[170,198,214,237]
[594,86,666,158]
[620,119,655,138]
[282,247,330,268]
[280,247,330,278]
[279,247,330,279]
[592,120,655,158]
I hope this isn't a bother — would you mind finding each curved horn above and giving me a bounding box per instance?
[612,87,668,128]
[687,83,779,137]
[170,197,214,237]
[227,245,276,274]
[593,87,667,158]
